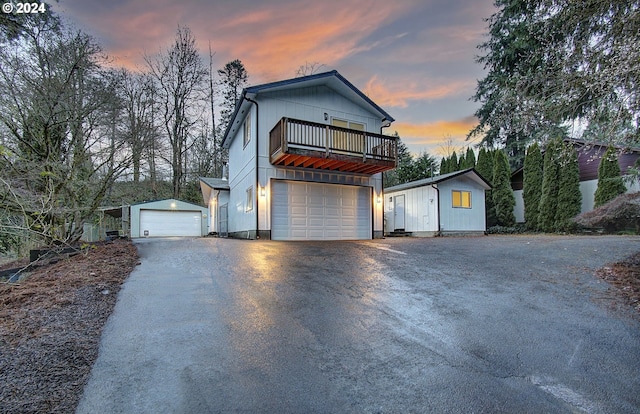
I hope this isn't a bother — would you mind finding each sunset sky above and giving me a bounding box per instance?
[50,0,497,157]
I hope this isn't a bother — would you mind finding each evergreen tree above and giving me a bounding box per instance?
[439,156,448,175]
[522,142,543,229]
[555,142,582,231]
[492,150,516,226]
[476,148,497,226]
[450,151,459,172]
[464,147,476,169]
[470,0,640,154]
[410,152,438,180]
[538,138,562,232]
[593,146,627,207]
[383,136,412,187]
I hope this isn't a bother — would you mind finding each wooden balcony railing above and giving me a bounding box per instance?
[269,117,397,174]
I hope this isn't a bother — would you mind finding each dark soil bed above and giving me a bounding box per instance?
[0,240,139,414]
[597,251,640,314]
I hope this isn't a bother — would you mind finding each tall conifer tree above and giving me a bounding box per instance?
[476,148,496,226]
[555,143,582,231]
[522,143,543,229]
[593,146,626,207]
[538,139,561,232]
[492,150,516,226]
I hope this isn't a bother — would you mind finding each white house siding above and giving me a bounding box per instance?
[384,186,438,236]
[437,177,487,233]
[227,106,258,237]
[514,189,524,223]
[205,189,230,234]
[225,85,386,239]
[259,86,383,134]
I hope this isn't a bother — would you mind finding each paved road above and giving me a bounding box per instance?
[77,235,640,413]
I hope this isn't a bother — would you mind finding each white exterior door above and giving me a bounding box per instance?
[139,210,202,237]
[394,195,405,230]
[271,181,371,240]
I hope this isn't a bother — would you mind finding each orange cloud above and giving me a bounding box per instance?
[391,116,480,156]
[196,1,415,81]
[364,75,474,108]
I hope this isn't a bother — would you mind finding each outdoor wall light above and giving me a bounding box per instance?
[324,112,328,121]
[170,202,177,209]
[377,196,382,204]
[260,186,266,197]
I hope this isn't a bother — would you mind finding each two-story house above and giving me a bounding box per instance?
[200,70,398,240]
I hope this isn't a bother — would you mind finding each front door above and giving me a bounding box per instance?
[394,195,405,230]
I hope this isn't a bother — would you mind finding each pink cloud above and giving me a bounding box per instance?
[364,75,474,108]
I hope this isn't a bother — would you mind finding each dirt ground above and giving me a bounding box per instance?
[597,251,640,314]
[0,239,139,414]
[0,238,638,413]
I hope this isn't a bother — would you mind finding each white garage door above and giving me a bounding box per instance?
[271,181,372,240]
[139,210,202,237]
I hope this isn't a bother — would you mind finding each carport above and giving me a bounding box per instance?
[130,199,208,238]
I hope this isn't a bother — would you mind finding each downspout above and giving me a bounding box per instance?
[431,184,440,236]
[245,96,260,239]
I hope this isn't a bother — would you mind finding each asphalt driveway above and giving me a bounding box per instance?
[77,235,640,413]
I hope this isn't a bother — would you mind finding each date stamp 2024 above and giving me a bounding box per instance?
[3,2,47,14]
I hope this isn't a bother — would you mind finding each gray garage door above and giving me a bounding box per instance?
[271,181,371,240]
[139,210,202,237]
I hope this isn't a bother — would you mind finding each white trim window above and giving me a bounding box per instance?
[243,115,251,148]
[331,118,366,153]
[246,186,254,211]
[452,190,471,208]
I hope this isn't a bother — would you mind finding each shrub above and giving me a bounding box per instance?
[574,192,640,233]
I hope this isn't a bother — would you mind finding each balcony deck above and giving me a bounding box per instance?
[269,118,397,175]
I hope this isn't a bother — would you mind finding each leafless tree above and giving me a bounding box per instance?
[145,26,207,199]
[295,61,327,77]
[0,15,130,245]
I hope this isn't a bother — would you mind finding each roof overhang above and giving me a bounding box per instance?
[222,70,395,149]
[385,168,492,193]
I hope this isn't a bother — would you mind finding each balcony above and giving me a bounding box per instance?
[269,117,398,175]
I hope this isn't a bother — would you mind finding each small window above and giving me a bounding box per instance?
[452,190,471,208]
[243,115,251,148]
[246,187,254,211]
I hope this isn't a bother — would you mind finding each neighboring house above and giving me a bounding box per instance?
[384,169,491,236]
[512,140,640,222]
[130,199,208,238]
[202,70,398,240]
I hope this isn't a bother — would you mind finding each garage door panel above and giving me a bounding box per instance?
[271,181,371,241]
[139,210,201,237]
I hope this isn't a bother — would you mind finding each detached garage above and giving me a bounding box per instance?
[271,180,372,241]
[130,199,208,238]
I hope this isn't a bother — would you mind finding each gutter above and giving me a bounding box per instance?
[245,95,260,239]
[431,184,440,236]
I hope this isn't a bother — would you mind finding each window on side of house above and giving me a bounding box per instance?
[452,190,471,208]
[243,115,251,148]
[246,186,254,211]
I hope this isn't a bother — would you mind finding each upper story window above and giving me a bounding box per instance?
[243,115,251,148]
[331,118,365,131]
[331,118,366,152]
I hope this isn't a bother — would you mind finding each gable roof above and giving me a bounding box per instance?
[222,70,395,148]
[199,177,230,190]
[385,168,492,193]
